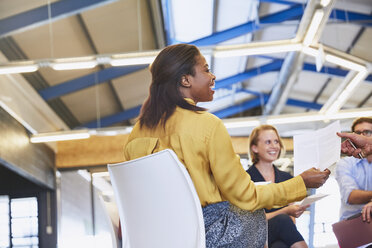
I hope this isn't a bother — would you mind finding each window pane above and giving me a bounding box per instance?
[0,196,9,248]
[11,197,39,247]
[11,217,38,237]
[11,198,38,218]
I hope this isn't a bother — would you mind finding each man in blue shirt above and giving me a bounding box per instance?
[335,117,372,220]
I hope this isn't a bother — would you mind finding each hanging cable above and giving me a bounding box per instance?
[95,71,101,128]
[47,0,55,58]
[137,0,143,51]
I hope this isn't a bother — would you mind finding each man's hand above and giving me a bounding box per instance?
[362,201,372,223]
[337,132,372,158]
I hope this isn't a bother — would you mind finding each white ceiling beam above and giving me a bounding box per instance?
[264,0,336,115]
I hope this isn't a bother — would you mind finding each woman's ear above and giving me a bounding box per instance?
[180,75,191,88]
[251,145,258,153]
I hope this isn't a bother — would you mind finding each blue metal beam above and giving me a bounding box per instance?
[302,63,347,77]
[215,59,372,92]
[254,56,372,82]
[190,4,304,46]
[330,9,372,27]
[77,60,367,126]
[215,60,282,89]
[213,93,322,119]
[240,90,322,110]
[39,65,147,101]
[260,0,372,27]
[286,98,322,110]
[213,96,269,119]
[82,105,142,128]
[80,88,323,127]
[0,0,117,38]
[302,63,372,82]
[367,75,372,82]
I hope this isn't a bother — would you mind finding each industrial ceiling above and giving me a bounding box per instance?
[0,0,371,138]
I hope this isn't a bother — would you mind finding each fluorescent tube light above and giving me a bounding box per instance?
[303,9,324,46]
[214,41,302,58]
[0,63,38,74]
[50,56,98,70]
[110,56,155,66]
[51,61,98,70]
[110,51,158,66]
[92,126,133,136]
[30,130,91,143]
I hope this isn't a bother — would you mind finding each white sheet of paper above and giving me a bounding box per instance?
[293,121,341,176]
[299,193,329,207]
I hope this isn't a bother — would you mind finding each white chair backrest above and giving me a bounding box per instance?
[108,149,205,248]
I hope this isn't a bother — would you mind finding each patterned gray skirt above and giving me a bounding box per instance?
[202,201,267,248]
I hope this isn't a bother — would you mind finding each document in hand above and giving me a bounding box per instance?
[293,121,341,176]
[298,193,329,207]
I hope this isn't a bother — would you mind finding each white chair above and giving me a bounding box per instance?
[108,149,205,248]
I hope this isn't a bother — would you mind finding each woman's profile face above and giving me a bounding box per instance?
[252,129,281,163]
[186,55,216,103]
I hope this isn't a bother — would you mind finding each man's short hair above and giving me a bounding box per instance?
[351,117,372,132]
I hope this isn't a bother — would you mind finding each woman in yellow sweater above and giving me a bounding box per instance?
[124,44,330,247]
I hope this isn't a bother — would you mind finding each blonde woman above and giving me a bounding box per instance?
[247,125,311,248]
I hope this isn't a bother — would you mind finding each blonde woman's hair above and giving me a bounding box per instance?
[248,124,284,164]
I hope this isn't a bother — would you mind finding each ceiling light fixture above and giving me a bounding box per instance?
[213,40,302,58]
[51,61,98,70]
[303,9,324,46]
[50,57,98,70]
[29,126,134,143]
[110,51,158,66]
[0,63,39,75]
[30,129,91,143]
